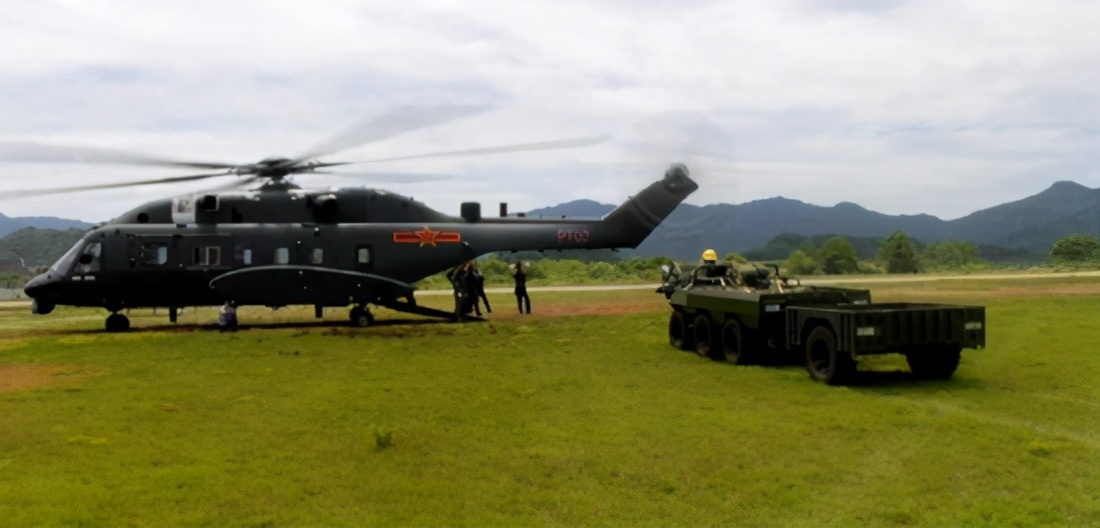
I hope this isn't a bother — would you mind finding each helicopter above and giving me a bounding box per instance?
[2,106,700,331]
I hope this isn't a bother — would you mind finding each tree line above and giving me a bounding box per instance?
[3,233,1097,292]
[782,232,1100,275]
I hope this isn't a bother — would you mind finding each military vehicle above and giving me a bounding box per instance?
[660,261,986,384]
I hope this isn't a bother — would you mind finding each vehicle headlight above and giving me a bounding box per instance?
[965,321,983,331]
[856,326,878,337]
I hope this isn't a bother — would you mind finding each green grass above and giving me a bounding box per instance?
[1,278,1098,526]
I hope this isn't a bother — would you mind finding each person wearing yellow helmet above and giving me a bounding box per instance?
[701,249,718,264]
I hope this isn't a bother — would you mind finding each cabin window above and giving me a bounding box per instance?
[139,242,168,266]
[356,246,371,264]
[275,247,290,264]
[311,248,324,265]
[192,246,221,266]
[77,242,103,273]
[235,245,252,265]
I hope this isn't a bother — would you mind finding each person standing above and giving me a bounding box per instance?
[447,264,468,321]
[463,262,483,317]
[471,262,491,314]
[513,261,531,314]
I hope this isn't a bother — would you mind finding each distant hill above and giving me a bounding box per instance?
[523,199,614,219]
[4,181,1096,268]
[525,181,1100,261]
[0,227,86,272]
[0,212,93,238]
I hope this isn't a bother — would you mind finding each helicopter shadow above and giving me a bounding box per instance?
[49,316,486,336]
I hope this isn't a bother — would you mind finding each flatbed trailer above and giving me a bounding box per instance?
[664,273,986,384]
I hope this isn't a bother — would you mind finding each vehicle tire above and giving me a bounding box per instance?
[105,313,130,332]
[720,319,747,364]
[804,326,854,385]
[906,345,961,379]
[349,306,373,327]
[693,314,717,359]
[668,311,694,351]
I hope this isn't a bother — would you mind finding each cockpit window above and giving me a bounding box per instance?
[77,242,103,274]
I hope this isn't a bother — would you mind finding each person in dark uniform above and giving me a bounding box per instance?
[447,264,468,321]
[218,301,238,331]
[470,262,491,314]
[513,261,531,314]
[463,262,483,317]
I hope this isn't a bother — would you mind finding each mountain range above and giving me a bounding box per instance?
[525,181,1100,261]
[1,180,1098,268]
[0,212,92,239]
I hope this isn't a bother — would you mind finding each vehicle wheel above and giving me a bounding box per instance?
[668,311,694,351]
[906,345,961,379]
[805,326,854,385]
[349,306,373,327]
[105,313,130,332]
[693,314,717,359]
[720,319,747,364]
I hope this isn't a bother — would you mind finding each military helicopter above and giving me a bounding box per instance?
[2,106,699,331]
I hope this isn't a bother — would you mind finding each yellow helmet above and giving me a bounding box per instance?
[702,249,718,262]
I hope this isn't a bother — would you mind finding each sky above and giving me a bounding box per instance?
[1,0,1097,223]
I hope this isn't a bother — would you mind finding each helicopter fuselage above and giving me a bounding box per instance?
[24,165,699,328]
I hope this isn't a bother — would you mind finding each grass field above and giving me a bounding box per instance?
[1,275,1098,525]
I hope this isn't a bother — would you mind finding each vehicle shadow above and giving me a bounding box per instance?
[714,355,986,390]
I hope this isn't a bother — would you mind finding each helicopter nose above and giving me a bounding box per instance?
[24,272,58,300]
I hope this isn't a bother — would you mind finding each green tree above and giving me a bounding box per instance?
[816,236,859,274]
[785,249,820,275]
[723,252,749,264]
[1049,234,1100,263]
[876,230,919,273]
[921,240,983,270]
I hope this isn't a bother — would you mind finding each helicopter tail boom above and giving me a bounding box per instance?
[458,163,698,256]
[594,163,698,248]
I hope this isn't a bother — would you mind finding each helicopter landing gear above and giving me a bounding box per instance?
[105,312,130,332]
[349,305,374,327]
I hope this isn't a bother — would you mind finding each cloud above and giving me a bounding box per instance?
[1,0,1097,222]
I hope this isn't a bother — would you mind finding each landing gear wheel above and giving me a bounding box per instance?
[692,314,717,359]
[720,319,746,364]
[805,326,854,385]
[906,345,961,379]
[105,313,130,332]
[668,311,694,351]
[349,306,374,327]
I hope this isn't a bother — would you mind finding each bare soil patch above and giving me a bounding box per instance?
[494,299,665,319]
[0,364,103,393]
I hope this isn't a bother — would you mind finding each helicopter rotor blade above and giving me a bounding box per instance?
[0,171,235,199]
[290,104,493,164]
[350,135,611,164]
[319,170,454,184]
[200,175,265,193]
[0,141,240,170]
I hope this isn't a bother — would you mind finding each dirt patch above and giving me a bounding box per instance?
[493,299,665,319]
[0,364,103,393]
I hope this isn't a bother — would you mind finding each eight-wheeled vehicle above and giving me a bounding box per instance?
[659,263,986,385]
